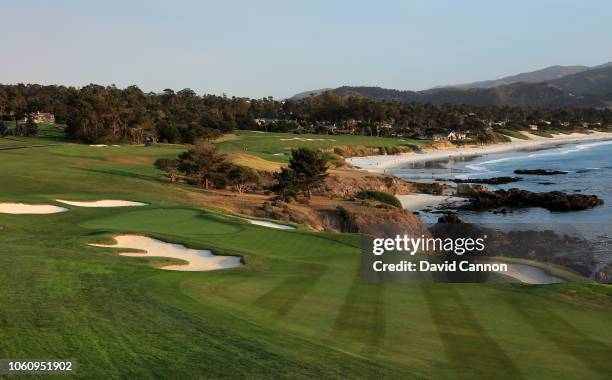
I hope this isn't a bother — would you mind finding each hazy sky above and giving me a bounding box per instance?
[2,0,611,98]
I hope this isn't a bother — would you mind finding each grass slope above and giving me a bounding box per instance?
[216,130,426,162]
[0,136,611,378]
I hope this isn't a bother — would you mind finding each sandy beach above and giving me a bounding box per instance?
[396,194,467,211]
[347,131,612,171]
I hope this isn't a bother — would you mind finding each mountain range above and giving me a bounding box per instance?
[291,62,612,108]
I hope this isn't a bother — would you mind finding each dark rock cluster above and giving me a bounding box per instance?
[514,169,568,175]
[446,176,522,185]
[463,188,603,212]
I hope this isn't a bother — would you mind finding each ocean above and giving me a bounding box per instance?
[389,139,612,273]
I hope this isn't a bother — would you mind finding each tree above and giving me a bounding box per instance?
[227,166,259,193]
[177,140,227,189]
[272,148,328,199]
[156,121,181,143]
[271,167,299,201]
[154,158,180,182]
[0,122,7,137]
[23,117,38,137]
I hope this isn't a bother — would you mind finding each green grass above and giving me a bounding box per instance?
[497,129,529,140]
[216,130,428,162]
[356,190,403,209]
[0,122,68,148]
[0,139,611,378]
[529,130,556,138]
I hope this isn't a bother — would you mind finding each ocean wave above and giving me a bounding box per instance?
[474,140,612,169]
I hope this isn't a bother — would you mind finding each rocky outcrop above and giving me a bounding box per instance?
[324,170,416,198]
[595,264,612,284]
[334,205,423,234]
[410,181,449,195]
[446,176,522,185]
[462,188,604,212]
[437,212,464,224]
[514,169,568,175]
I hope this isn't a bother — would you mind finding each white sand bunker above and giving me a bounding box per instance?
[492,263,566,284]
[279,137,336,142]
[56,199,147,207]
[89,235,243,271]
[0,202,68,214]
[246,219,295,230]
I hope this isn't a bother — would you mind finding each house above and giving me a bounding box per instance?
[27,112,55,124]
[447,131,469,141]
[420,131,469,141]
[253,118,268,126]
[529,124,539,131]
[431,133,448,141]
[488,120,507,128]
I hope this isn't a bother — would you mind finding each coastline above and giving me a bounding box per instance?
[346,131,612,171]
[396,194,467,211]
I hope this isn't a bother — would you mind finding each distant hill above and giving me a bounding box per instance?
[330,83,604,108]
[550,65,612,97]
[290,62,612,108]
[446,65,590,89]
[289,88,332,100]
[440,62,612,89]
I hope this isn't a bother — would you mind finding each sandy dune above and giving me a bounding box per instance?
[0,202,68,214]
[89,235,243,271]
[56,199,147,207]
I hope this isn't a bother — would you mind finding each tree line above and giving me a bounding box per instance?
[155,143,328,200]
[1,83,611,143]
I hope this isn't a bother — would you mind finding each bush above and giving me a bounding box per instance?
[355,190,402,209]
[154,158,177,172]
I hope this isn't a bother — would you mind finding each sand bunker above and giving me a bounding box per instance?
[56,199,147,207]
[0,202,68,214]
[89,235,242,271]
[493,263,566,284]
[246,219,295,230]
[279,137,336,142]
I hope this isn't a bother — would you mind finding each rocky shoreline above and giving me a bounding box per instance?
[459,187,604,212]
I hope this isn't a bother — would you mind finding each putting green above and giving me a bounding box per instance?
[1,134,611,378]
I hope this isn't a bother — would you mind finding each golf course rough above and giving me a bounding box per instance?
[0,135,611,378]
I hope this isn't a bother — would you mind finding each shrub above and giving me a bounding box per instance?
[355,190,402,209]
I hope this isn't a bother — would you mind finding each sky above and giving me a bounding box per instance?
[2,0,611,98]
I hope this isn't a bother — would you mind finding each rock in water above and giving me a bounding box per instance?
[463,188,603,212]
[514,169,568,175]
[437,212,464,224]
[447,177,522,185]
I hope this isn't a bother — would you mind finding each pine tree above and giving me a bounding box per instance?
[272,148,327,200]
[177,140,227,189]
